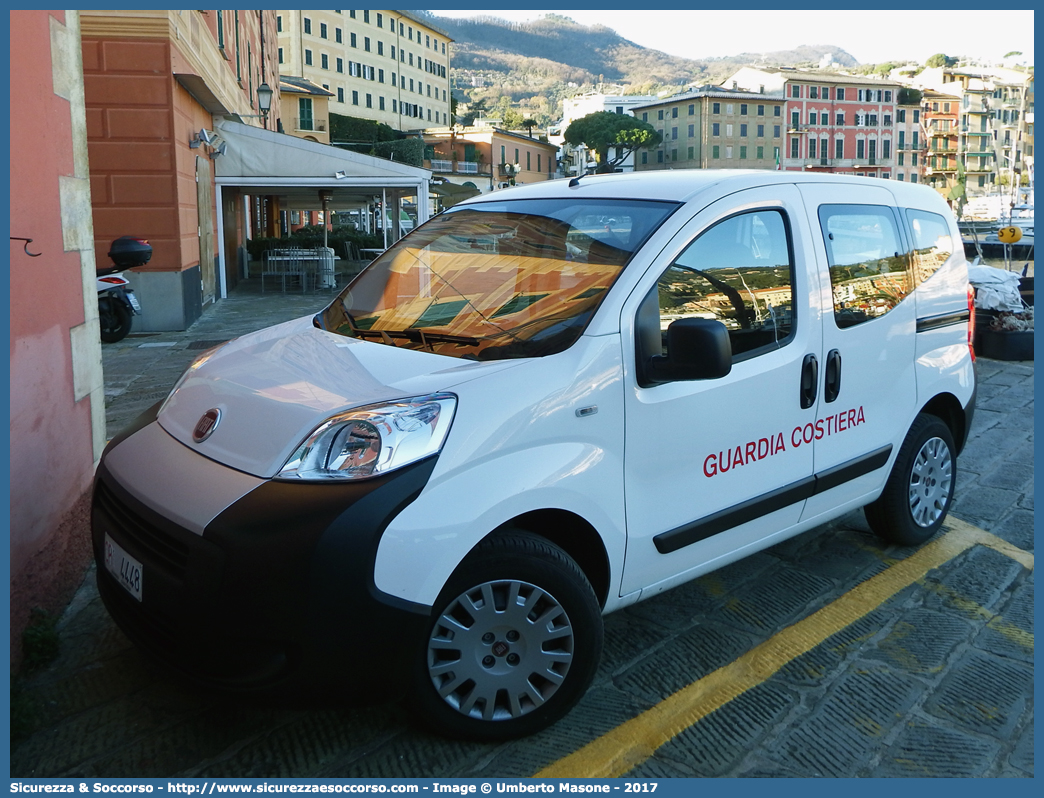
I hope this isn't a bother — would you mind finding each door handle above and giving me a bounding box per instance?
[824,349,842,403]
[800,353,818,409]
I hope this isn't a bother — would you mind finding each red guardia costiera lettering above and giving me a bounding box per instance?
[703,406,866,478]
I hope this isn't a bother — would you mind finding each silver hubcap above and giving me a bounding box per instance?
[426,580,574,721]
[908,436,952,528]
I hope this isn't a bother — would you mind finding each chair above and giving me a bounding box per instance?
[261,249,281,293]
[284,248,311,293]
[262,248,309,293]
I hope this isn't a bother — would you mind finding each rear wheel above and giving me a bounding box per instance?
[99,296,133,343]
[865,413,956,546]
[410,530,602,740]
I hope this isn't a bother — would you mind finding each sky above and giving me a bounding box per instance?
[433,8,1034,67]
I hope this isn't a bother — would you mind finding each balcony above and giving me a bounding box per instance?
[426,159,485,175]
[852,157,893,168]
[294,117,327,133]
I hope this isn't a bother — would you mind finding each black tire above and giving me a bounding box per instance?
[409,530,603,740]
[99,296,133,343]
[864,413,956,546]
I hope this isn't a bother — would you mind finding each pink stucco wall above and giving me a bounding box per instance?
[10,10,97,666]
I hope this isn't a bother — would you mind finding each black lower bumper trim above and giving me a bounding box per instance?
[92,432,438,700]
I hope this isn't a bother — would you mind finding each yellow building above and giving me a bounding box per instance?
[279,75,334,144]
[277,9,452,133]
[632,87,786,171]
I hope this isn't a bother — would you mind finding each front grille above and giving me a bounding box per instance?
[95,479,190,578]
[98,567,179,644]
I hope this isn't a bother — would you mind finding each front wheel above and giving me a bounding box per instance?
[99,296,133,343]
[409,530,603,740]
[864,413,956,546]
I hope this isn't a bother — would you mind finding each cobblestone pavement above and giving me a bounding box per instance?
[10,279,1033,778]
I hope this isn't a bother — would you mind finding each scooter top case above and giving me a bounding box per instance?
[100,236,152,276]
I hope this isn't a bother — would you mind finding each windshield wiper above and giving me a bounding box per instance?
[350,327,481,349]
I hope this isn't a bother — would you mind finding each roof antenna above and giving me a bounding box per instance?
[568,174,582,188]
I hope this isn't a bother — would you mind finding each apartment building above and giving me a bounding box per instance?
[423,123,559,194]
[277,10,452,133]
[728,68,901,178]
[894,95,926,184]
[80,10,279,331]
[631,87,785,171]
[279,74,335,144]
[922,90,961,195]
[913,65,1034,197]
[990,76,1033,182]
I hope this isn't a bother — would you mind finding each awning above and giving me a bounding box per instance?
[213,119,432,213]
[210,120,434,299]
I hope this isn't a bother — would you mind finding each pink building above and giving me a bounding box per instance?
[728,68,901,179]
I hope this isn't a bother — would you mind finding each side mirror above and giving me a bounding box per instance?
[645,318,732,384]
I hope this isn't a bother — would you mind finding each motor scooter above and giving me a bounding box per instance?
[98,236,150,343]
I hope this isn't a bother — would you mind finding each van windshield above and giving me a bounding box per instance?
[318,198,680,360]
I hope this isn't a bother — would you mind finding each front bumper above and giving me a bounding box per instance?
[92,419,437,700]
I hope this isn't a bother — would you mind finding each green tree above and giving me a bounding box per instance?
[897,87,923,106]
[925,53,957,68]
[521,118,538,137]
[500,108,525,129]
[564,111,662,173]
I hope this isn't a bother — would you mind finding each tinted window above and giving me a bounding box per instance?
[654,210,795,359]
[819,205,909,328]
[906,209,954,288]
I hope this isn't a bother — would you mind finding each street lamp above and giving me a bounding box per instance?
[257,82,274,128]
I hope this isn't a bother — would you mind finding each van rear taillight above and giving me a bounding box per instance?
[967,284,976,362]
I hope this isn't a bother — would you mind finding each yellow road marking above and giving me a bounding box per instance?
[975,530,1034,570]
[536,517,1032,778]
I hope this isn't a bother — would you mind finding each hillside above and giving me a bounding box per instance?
[422,12,859,125]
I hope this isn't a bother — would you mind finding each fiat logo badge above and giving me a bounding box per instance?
[193,408,221,443]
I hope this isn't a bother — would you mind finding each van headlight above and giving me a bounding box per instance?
[277,394,456,481]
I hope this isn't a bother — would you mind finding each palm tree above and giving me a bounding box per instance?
[521,118,538,138]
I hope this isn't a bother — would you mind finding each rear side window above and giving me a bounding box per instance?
[653,210,795,359]
[906,209,955,288]
[818,205,909,328]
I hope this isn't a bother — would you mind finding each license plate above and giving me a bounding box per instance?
[104,534,143,601]
[126,291,141,313]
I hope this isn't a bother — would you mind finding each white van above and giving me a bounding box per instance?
[93,171,976,739]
